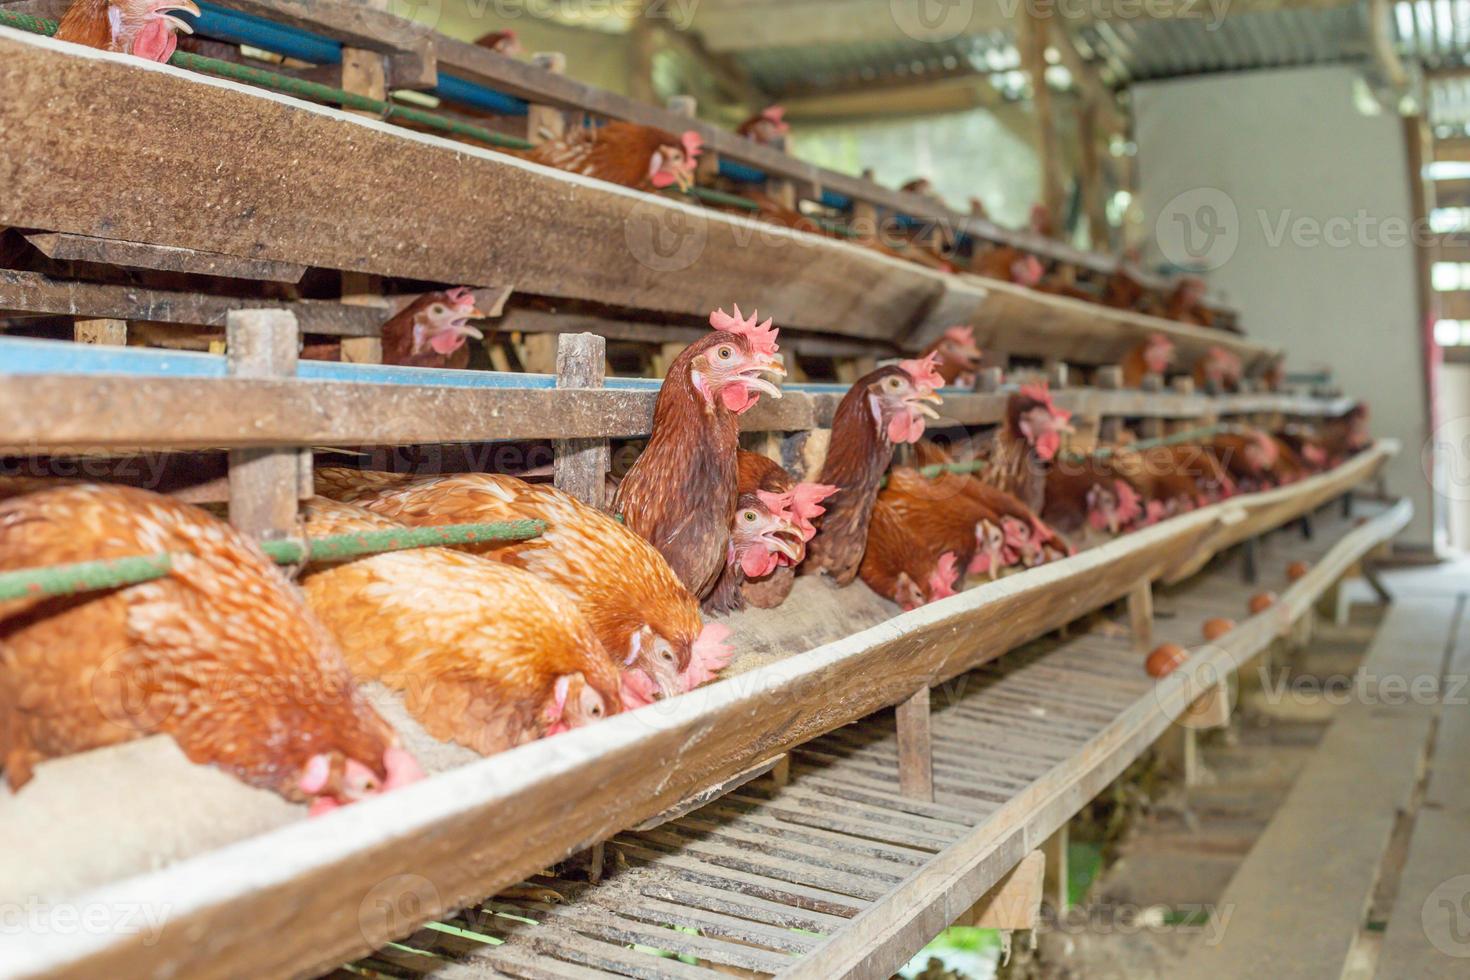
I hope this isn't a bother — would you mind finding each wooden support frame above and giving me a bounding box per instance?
[224,309,303,539]
[896,687,934,802]
[553,333,610,507]
[963,849,1045,929]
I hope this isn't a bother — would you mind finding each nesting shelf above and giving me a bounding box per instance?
[0,27,1261,371]
[355,498,1408,980]
[0,440,1400,980]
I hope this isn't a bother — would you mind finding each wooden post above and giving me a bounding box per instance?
[340,44,389,365]
[1078,102,1108,250]
[1020,11,1062,231]
[1096,365,1122,444]
[895,686,934,802]
[963,850,1045,929]
[74,318,127,346]
[527,53,567,145]
[227,310,302,539]
[1042,825,1069,913]
[554,333,609,507]
[1140,374,1165,440]
[1128,580,1153,653]
[769,755,791,788]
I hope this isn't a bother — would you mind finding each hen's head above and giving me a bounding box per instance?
[111,0,200,62]
[930,325,983,381]
[745,105,790,143]
[1143,333,1176,375]
[1200,346,1242,385]
[409,287,486,357]
[730,490,805,579]
[968,519,1008,579]
[687,306,786,414]
[541,671,617,736]
[1086,478,1142,535]
[1009,384,1073,462]
[1000,515,1043,567]
[894,552,959,611]
[298,745,423,818]
[1242,431,1280,474]
[649,131,703,192]
[620,619,732,709]
[475,28,520,54]
[865,356,944,446]
[1012,254,1046,287]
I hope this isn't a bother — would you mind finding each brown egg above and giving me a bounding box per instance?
[1202,617,1236,641]
[1145,643,1189,678]
[1286,560,1310,581]
[1249,591,1278,614]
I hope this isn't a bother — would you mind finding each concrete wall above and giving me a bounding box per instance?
[1134,66,1435,547]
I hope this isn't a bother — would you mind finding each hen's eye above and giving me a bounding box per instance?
[742,511,759,523]
[716,346,734,360]
[885,376,904,390]
[658,648,677,664]
[431,304,446,315]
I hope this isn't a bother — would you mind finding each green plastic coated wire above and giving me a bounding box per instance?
[0,520,545,603]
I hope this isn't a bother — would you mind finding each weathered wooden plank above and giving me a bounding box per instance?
[896,688,934,802]
[780,500,1413,980]
[0,269,388,336]
[4,495,1400,980]
[629,873,848,934]
[1350,595,1470,979]
[23,231,308,283]
[225,309,301,538]
[1178,597,1456,980]
[594,893,819,954]
[552,334,608,508]
[0,374,810,450]
[0,30,938,340]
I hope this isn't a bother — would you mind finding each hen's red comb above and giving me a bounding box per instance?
[787,482,837,539]
[754,489,790,518]
[930,553,960,600]
[899,351,944,392]
[1115,480,1142,525]
[444,286,476,307]
[1018,382,1072,423]
[944,325,977,346]
[682,130,704,161]
[684,622,733,690]
[711,304,779,357]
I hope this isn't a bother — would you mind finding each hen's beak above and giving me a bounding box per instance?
[649,657,683,701]
[907,391,943,419]
[763,528,804,561]
[159,0,200,32]
[739,354,787,398]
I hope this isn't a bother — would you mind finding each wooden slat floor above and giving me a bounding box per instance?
[340,501,1391,980]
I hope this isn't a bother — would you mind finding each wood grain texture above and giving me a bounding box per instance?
[896,688,934,802]
[0,269,388,336]
[1178,594,1454,980]
[23,231,308,283]
[0,30,937,341]
[553,333,609,507]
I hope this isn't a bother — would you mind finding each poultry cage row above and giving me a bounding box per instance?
[0,4,1402,978]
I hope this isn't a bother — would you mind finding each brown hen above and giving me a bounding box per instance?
[0,485,419,812]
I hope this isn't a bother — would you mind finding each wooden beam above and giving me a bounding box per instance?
[964,849,1045,929]
[73,318,126,346]
[1128,580,1154,653]
[22,231,307,284]
[0,270,387,336]
[0,31,944,342]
